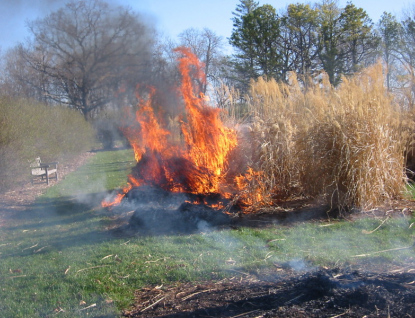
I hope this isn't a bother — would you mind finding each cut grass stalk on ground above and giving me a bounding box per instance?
[0,149,414,317]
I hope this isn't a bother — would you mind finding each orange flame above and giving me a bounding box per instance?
[234,168,266,206]
[176,47,238,192]
[102,47,238,208]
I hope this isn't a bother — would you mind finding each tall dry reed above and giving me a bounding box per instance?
[244,63,411,212]
[247,74,304,201]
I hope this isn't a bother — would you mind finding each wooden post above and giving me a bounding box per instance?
[45,166,49,185]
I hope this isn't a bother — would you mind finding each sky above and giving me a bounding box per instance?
[0,0,413,52]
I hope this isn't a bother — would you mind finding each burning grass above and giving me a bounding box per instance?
[103,48,239,209]
[2,45,415,317]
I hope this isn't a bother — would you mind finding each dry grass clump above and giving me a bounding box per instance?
[214,81,245,125]
[247,75,304,202]
[244,63,411,212]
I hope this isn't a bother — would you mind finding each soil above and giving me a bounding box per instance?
[123,261,415,318]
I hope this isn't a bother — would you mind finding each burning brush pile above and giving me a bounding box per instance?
[97,48,415,317]
[102,47,262,232]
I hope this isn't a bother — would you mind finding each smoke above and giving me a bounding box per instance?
[0,0,66,49]
[0,0,156,50]
[122,186,231,235]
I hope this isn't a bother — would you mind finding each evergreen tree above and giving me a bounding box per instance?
[230,2,282,90]
[377,12,402,90]
[230,0,259,92]
[316,0,344,86]
[339,3,379,74]
[317,1,378,86]
[285,3,319,83]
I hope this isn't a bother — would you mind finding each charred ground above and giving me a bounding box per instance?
[2,156,415,318]
[123,259,415,318]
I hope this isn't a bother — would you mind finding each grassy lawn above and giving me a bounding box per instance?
[0,148,414,317]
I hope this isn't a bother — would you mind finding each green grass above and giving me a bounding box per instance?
[0,148,414,317]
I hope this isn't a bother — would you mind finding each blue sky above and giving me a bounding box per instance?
[0,0,413,52]
[123,0,412,41]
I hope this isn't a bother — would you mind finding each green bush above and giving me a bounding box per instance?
[0,97,94,191]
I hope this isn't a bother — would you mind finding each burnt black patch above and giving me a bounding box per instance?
[126,186,232,234]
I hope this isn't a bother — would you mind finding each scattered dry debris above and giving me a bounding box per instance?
[123,261,415,318]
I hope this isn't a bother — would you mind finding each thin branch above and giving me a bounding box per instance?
[362,216,390,234]
[182,289,214,301]
[79,303,97,311]
[229,309,260,318]
[352,244,414,258]
[75,265,110,274]
[7,275,27,279]
[140,296,165,312]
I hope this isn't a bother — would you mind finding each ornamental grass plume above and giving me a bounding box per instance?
[245,63,412,212]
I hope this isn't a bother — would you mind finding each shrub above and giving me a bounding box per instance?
[0,97,94,191]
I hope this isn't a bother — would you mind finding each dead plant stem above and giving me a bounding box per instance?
[75,265,110,274]
[362,215,390,234]
[141,296,165,312]
[352,244,414,257]
[229,309,260,318]
[182,289,214,301]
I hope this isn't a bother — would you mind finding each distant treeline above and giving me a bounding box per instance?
[228,1,415,104]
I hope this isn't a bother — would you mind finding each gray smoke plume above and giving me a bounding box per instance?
[0,0,67,49]
[0,0,145,50]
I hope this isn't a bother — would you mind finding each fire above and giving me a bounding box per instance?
[234,168,272,208]
[102,47,238,208]
[177,47,238,189]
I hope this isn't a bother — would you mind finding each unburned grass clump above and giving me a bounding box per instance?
[244,64,412,212]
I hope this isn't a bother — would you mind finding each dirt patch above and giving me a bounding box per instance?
[0,151,96,225]
[123,260,415,318]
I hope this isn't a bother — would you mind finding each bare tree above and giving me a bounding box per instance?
[179,28,224,94]
[17,0,154,120]
[151,36,181,87]
[0,45,50,101]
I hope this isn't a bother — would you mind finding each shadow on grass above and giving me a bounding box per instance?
[3,188,334,255]
[2,192,120,254]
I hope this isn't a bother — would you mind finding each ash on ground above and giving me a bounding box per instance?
[123,261,415,318]
[118,186,232,234]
